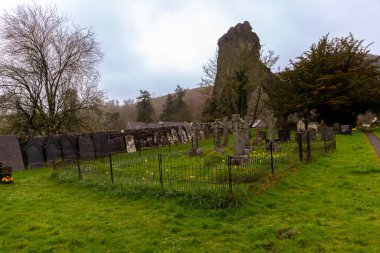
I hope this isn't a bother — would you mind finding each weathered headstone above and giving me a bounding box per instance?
[160,135,169,146]
[45,137,62,163]
[211,119,223,149]
[0,136,24,170]
[166,132,174,145]
[321,126,334,141]
[171,129,179,144]
[92,132,108,157]
[308,122,319,132]
[340,125,351,135]
[188,122,202,156]
[230,114,248,165]
[78,135,95,160]
[221,117,231,146]
[297,120,306,132]
[243,115,251,149]
[26,139,45,168]
[125,135,136,153]
[61,137,76,162]
[333,123,340,133]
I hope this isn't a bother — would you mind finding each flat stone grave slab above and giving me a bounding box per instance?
[0,135,25,170]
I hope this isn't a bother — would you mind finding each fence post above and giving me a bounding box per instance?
[306,131,311,162]
[109,153,114,184]
[168,143,171,153]
[76,151,82,179]
[158,154,163,189]
[270,140,274,174]
[228,156,232,194]
[323,135,327,153]
[298,132,303,161]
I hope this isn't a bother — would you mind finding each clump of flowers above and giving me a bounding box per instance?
[2,176,13,183]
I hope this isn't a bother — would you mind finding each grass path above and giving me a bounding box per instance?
[1,132,380,252]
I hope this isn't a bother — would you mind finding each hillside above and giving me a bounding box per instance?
[151,86,211,121]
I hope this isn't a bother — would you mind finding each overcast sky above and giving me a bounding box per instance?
[1,0,380,101]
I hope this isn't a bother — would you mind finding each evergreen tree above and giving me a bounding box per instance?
[160,85,191,122]
[265,34,380,125]
[136,90,155,122]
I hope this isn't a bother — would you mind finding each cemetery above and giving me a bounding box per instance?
[45,115,336,199]
[1,2,380,252]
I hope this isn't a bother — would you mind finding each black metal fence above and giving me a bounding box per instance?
[52,132,336,197]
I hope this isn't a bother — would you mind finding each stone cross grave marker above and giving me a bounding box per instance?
[211,119,222,149]
[188,122,202,156]
[231,114,246,156]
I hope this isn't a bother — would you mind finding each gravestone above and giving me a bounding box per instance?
[125,135,137,153]
[92,132,108,157]
[106,138,117,153]
[178,127,188,143]
[243,115,251,149]
[45,137,62,163]
[297,120,306,132]
[26,139,45,168]
[188,122,202,156]
[0,135,24,170]
[210,120,225,155]
[333,123,340,133]
[78,135,95,160]
[308,128,317,140]
[171,129,179,144]
[211,119,223,149]
[61,137,76,162]
[160,135,169,146]
[230,114,248,165]
[166,132,174,145]
[321,126,334,141]
[340,125,351,135]
[199,130,205,139]
[113,136,126,152]
[308,122,319,132]
[221,117,231,146]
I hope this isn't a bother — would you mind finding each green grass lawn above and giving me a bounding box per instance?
[1,132,380,252]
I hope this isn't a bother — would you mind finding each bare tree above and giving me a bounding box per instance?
[199,49,218,96]
[0,3,104,135]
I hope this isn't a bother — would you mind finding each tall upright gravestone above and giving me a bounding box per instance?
[45,137,62,163]
[78,135,95,160]
[26,138,45,168]
[0,135,24,170]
